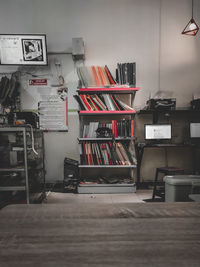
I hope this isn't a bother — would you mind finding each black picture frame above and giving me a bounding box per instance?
[0,34,48,66]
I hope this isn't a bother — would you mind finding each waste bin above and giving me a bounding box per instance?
[164,175,200,202]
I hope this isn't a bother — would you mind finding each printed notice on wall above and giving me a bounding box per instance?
[38,99,68,131]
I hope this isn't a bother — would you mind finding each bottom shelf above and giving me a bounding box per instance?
[78,183,136,194]
[0,186,26,191]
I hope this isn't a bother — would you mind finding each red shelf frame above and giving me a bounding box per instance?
[79,110,136,115]
[78,87,140,93]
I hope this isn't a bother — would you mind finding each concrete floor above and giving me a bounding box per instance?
[45,190,153,204]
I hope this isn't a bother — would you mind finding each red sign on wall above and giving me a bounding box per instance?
[29,79,48,86]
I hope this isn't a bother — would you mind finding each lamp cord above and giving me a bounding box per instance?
[192,0,194,18]
[158,0,162,92]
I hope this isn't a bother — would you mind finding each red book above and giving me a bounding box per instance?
[93,95,107,110]
[87,95,100,110]
[89,143,94,165]
[104,65,115,84]
[107,151,112,165]
[131,120,134,137]
[115,121,117,138]
[80,95,92,111]
[110,94,120,110]
[86,143,90,165]
[112,120,115,137]
[97,66,107,85]
[91,66,100,86]
[83,142,88,165]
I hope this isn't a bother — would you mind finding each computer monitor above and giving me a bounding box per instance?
[190,123,200,139]
[0,34,48,65]
[145,124,172,141]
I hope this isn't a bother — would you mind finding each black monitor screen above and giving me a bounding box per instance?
[190,123,200,138]
[0,34,48,65]
[145,124,172,140]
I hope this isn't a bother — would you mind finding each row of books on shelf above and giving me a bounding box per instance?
[116,62,136,86]
[77,63,136,88]
[74,94,134,111]
[77,65,116,87]
[82,120,134,138]
[79,141,137,166]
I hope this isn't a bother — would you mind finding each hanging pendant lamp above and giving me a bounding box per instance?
[182,0,199,36]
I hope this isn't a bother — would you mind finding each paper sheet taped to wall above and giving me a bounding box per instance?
[38,99,68,131]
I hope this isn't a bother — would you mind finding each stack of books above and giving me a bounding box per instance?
[74,94,134,111]
[77,64,136,88]
[77,65,116,87]
[79,141,137,166]
[112,119,134,138]
[116,62,136,86]
[82,120,134,138]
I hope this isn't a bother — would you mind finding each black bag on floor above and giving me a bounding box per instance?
[63,158,79,193]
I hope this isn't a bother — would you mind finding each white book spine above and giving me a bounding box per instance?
[102,94,116,110]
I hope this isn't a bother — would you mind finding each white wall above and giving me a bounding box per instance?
[0,0,200,181]
[160,0,200,107]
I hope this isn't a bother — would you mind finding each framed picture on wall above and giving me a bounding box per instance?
[0,34,48,65]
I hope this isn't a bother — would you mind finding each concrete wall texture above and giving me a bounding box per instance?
[0,0,199,181]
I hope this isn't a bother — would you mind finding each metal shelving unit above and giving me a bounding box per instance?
[76,86,140,193]
[0,126,45,204]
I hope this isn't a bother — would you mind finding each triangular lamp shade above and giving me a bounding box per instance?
[182,18,199,36]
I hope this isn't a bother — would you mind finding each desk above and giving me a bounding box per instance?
[136,143,197,185]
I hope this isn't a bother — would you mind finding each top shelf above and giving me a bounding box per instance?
[138,108,200,114]
[77,87,140,94]
[137,108,200,123]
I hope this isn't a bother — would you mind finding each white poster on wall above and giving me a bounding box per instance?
[0,34,47,65]
[38,97,68,131]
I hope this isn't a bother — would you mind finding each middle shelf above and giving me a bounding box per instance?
[79,110,136,115]
[78,137,136,141]
[79,165,137,168]
[77,87,140,94]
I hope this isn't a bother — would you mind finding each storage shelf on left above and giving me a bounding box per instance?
[0,186,26,191]
[0,126,45,204]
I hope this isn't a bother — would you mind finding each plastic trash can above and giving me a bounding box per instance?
[163,175,200,202]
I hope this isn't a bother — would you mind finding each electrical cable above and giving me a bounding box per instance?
[26,124,38,155]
